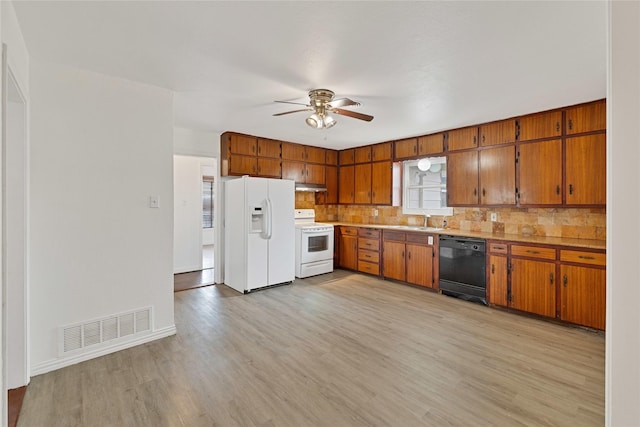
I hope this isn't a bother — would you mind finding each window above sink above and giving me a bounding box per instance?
[402,157,453,216]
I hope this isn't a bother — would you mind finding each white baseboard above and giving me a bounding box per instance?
[31,325,177,376]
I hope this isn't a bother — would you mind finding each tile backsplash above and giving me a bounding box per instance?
[296,193,606,240]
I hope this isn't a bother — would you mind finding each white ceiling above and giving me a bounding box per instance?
[12,1,606,150]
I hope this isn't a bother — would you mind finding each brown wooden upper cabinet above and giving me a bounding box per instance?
[355,146,372,163]
[282,142,325,163]
[354,163,372,203]
[479,145,516,205]
[372,142,393,161]
[371,161,392,205]
[565,134,606,205]
[447,150,479,205]
[339,165,355,203]
[480,119,517,146]
[518,139,563,205]
[281,141,305,161]
[566,100,606,135]
[326,150,338,165]
[446,127,478,151]
[517,111,562,141]
[394,137,418,160]
[324,165,338,204]
[305,146,326,164]
[339,149,355,165]
[227,133,257,156]
[282,161,325,185]
[256,138,281,158]
[418,134,444,155]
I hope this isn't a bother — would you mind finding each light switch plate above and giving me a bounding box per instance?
[490,212,497,222]
[149,196,159,208]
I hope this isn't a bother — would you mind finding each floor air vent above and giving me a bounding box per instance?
[60,307,152,355]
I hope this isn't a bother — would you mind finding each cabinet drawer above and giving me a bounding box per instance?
[488,242,508,254]
[358,260,380,275]
[358,238,379,251]
[511,245,556,260]
[358,249,380,264]
[406,233,433,245]
[560,250,606,266]
[358,228,380,239]
[383,230,406,242]
[340,226,358,236]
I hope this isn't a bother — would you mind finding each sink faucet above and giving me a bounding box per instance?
[423,214,430,228]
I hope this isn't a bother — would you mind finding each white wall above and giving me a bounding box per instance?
[29,59,175,373]
[173,126,219,158]
[173,156,216,273]
[607,2,640,425]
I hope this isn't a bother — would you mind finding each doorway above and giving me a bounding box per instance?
[173,155,217,291]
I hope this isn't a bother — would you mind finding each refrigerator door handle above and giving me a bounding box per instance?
[263,198,273,239]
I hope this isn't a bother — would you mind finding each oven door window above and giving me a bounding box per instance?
[307,235,328,252]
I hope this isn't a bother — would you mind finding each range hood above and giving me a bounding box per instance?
[295,183,327,192]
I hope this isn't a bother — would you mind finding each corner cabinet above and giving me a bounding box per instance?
[486,240,606,330]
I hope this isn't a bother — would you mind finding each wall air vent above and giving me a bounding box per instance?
[59,307,153,355]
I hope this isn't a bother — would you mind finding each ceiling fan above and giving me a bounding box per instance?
[273,89,374,129]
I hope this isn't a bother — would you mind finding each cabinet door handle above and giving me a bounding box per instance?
[568,119,573,131]
[578,255,595,260]
[556,185,560,195]
[556,122,560,133]
[549,273,554,285]
[473,135,477,145]
[401,251,405,258]
[258,145,261,154]
[482,188,486,197]
[482,134,486,144]
[491,264,495,274]
[569,184,574,195]
[413,145,417,153]
[408,251,411,260]
[526,250,540,255]
[473,188,477,196]
[252,145,256,153]
[563,274,568,287]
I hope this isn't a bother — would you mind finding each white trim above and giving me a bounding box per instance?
[5,63,29,389]
[31,325,177,376]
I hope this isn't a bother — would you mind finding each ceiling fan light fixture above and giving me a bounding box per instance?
[306,113,322,128]
[323,114,336,129]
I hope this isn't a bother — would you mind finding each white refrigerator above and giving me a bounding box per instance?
[224,176,295,293]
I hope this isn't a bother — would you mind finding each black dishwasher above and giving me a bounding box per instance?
[439,235,487,304]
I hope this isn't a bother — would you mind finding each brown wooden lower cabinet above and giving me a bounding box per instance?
[338,227,358,270]
[510,258,556,318]
[487,240,606,330]
[382,230,435,288]
[488,254,508,307]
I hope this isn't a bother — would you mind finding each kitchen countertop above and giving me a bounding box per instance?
[328,222,606,250]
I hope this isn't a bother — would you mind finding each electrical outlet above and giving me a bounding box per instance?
[490,212,497,222]
[373,209,379,217]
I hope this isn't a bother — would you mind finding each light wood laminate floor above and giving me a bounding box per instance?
[18,270,604,426]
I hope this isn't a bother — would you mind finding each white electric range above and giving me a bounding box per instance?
[294,209,334,278]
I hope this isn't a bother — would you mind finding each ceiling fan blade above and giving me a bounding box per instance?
[331,108,374,122]
[328,98,360,108]
[273,108,313,117]
[274,100,310,106]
